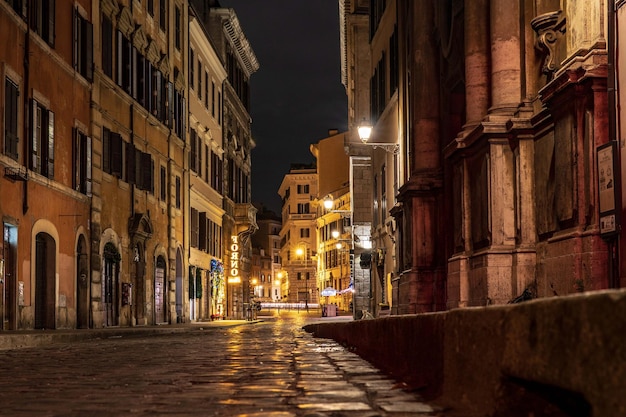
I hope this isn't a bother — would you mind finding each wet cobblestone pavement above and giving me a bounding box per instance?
[0,315,446,416]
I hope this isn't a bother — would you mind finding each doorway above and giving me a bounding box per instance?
[35,232,56,329]
[2,224,17,330]
[154,255,166,324]
[76,235,89,328]
[102,242,120,326]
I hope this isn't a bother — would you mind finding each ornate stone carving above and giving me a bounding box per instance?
[158,54,170,77]
[132,25,147,52]
[145,40,160,65]
[117,6,134,37]
[101,0,119,21]
[531,10,566,80]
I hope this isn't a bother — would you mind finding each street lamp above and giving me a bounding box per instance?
[295,246,309,312]
[357,121,399,154]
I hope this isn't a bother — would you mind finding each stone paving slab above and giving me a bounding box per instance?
[0,315,448,416]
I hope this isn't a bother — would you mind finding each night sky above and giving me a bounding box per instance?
[219,0,348,214]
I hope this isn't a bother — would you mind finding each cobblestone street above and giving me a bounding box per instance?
[0,315,446,416]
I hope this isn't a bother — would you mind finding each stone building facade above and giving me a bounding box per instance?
[0,0,258,329]
[341,0,616,315]
[278,164,318,306]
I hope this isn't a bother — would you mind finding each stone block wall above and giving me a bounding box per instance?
[304,289,626,416]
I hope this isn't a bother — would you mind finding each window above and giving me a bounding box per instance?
[160,165,166,201]
[211,81,216,118]
[300,228,310,238]
[4,78,19,161]
[189,130,196,172]
[175,176,181,208]
[30,100,54,178]
[191,208,198,248]
[5,0,25,16]
[73,8,93,81]
[147,0,154,16]
[297,184,309,194]
[159,0,166,31]
[198,212,207,251]
[30,0,55,47]
[217,91,222,124]
[101,15,113,78]
[102,127,123,178]
[210,150,222,192]
[73,128,91,195]
[175,6,181,50]
[204,144,209,183]
[197,61,202,100]
[189,49,194,90]
[204,72,209,109]
[116,31,131,93]
[297,203,310,214]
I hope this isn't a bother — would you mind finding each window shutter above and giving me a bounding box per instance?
[5,79,19,160]
[48,0,55,47]
[191,208,198,247]
[140,151,152,191]
[73,128,79,189]
[125,141,135,184]
[190,130,196,172]
[84,18,93,81]
[188,266,195,299]
[73,8,78,71]
[86,135,92,195]
[167,82,174,126]
[47,110,54,178]
[199,212,207,251]
[111,132,123,177]
[102,128,110,173]
[31,99,39,171]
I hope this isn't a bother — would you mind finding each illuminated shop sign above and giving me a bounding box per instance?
[228,235,241,283]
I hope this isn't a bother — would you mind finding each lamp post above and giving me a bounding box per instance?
[295,246,309,312]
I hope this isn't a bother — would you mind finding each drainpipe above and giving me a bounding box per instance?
[607,0,620,288]
[22,2,30,215]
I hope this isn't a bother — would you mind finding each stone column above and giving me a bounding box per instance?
[464,0,490,125]
[490,0,521,112]
[396,1,445,313]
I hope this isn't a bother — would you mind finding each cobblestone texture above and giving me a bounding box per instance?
[0,314,447,416]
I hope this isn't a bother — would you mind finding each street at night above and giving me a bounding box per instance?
[0,314,444,416]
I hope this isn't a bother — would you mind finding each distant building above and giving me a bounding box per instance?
[252,206,283,301]
[278,164,318,306]
[311,130,354,313]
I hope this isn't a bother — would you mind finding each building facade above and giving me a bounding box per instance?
[278,164,318,307]
[1,0,93,329]
[187,3,227,321]
[341,0,618,315]
[312,130,353,313]
[0,0,258,330]
[251,206,282,302]
[192,1,259,319]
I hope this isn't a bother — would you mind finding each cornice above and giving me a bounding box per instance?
[216,8,259,77]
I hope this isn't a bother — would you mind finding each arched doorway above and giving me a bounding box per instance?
[175,249,183,322]
[103,242,120,326]
[154,255,167,324]
[76,235,90,328]
[35,232,56,329]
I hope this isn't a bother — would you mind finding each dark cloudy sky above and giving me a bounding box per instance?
[219,0,348,214]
